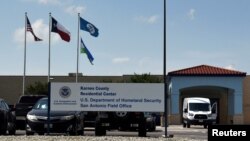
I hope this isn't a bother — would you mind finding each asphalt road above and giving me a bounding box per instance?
[14,125,207,140]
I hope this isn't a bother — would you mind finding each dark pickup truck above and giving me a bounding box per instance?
[14,95,46,130]
[84,111,147,137]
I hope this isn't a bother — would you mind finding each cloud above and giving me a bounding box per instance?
[187,8,196,20]
[224,64,236,70]
[38,0,61,5]
[134,15,159,24]
[112,57,130,64]
[13,19,60,45]
[65,5,86,15]
[22,0,62,5]
[22,0,86,16]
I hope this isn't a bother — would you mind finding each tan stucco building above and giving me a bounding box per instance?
[243,75,250,124]
[0,65,249,124]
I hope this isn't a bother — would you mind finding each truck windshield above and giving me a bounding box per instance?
[189,103,210,111]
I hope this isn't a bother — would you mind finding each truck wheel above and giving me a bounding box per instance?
[8,122,16,135]
[8,128,16,135]
[77,123,84,136]
[68,124,78,136]
[77,124,84,136]
[183,123,186,128]
[148,121,156,132]
[187,123,190,128]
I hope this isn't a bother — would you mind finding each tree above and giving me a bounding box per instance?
[130,73,161,83]
[25,81,48,95]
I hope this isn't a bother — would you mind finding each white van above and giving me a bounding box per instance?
[182,97,217,128]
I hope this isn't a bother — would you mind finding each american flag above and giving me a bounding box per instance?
[26,17,42,41]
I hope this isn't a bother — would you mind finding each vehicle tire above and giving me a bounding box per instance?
[138,117,147,137]
[183,122,186,128]
[69,127,78,136]
[77,124,84,136]
[77,119,85,135]
[8,122,16,135]
[150,123,156,132]
[8,128,16,135]
[148,120,156,132]
[95,118,106,136]
[187,123,190,128]
[0,129,6,135]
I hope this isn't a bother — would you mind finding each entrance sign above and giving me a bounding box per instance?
[50,83,164,112]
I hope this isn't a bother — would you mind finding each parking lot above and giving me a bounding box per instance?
[11,125,207,141]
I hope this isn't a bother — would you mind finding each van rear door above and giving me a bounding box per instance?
[211,102,217,122]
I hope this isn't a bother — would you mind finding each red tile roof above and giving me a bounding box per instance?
[168,65,246,76]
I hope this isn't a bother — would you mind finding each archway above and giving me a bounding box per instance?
[179,86,233,124]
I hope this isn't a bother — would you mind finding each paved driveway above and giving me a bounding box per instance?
[165,125,207,140]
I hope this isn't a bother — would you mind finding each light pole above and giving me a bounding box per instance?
[163,0,173,138]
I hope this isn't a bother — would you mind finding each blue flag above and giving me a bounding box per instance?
[80,17,99,37]
[80,38,94,65]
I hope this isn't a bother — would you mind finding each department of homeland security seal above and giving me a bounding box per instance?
[59,86,71,98]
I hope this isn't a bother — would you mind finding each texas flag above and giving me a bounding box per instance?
[51,17,71,42]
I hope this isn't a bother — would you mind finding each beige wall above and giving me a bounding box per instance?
[243,76,250,124]
[0,75,125,105]
[0,75,162,105]
[0,76,23,104]
[0,74,249,125]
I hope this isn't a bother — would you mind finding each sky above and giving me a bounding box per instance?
[0,0,249,76]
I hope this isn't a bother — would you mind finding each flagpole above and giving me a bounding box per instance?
[23,12,27,95]
[48,13,51,82]
[164,0,167,137]
[76,13,80,83]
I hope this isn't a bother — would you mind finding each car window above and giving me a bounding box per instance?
[34,99,48,110]
[0,101,4,109]
[3,101,9,110]
[0,101,8,110]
